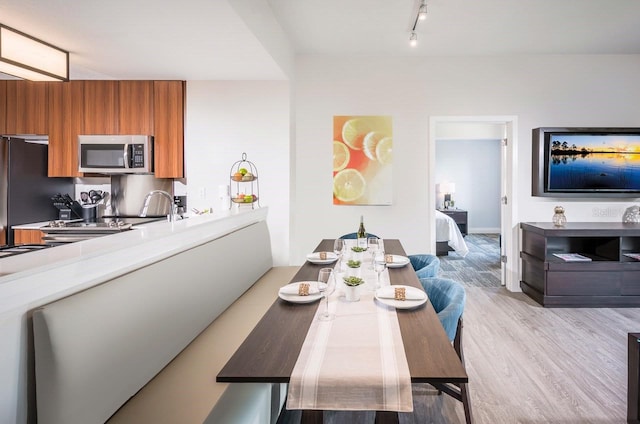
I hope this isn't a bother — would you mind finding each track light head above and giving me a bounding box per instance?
[409,31,418,47]
[418,2,428,20]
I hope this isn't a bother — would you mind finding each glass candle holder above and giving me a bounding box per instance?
[552,206,567,227]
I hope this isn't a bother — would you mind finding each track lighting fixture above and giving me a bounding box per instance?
[408,1,428,46]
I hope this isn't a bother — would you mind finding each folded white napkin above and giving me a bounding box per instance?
[279,282,320,296]
[307,251,337,260]
[376,286,426,301]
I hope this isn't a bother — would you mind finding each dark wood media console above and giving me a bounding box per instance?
[520,222,640,307]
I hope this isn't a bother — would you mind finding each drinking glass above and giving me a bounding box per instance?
[333,239,345,271]
[317,268,336,321]
[373,251,387,290]
[367,237,379,269]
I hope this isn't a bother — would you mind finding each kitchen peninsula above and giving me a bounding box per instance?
[0,207,270,424]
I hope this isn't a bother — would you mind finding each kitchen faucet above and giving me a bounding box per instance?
[140,190,177,222]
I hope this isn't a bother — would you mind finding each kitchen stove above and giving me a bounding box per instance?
[41,220,133,245]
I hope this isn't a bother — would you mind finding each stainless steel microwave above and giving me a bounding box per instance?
[78,135,153,174]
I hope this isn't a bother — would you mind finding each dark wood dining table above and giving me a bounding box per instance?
[217,239,468,423]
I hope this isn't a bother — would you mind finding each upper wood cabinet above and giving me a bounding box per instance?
[119,81,153,135]
[47,81,84,177]
[0,81,6,134]
[2,79,184,178]
[5,80,48,134]
[153,81,185,178]
[83,80,118,134]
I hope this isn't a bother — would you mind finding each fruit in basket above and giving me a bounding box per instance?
[242,172,253,181]
[252,194,258,201]
[244,195,253,203]
[236,193,245,201]
[232,172,243,181]
[239,168,248,176]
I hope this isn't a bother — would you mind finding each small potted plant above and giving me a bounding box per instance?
[350,246,367,262]
[343,276,365,302]
[346,259,362,278]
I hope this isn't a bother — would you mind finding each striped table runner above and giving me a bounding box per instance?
[286,245,413,412]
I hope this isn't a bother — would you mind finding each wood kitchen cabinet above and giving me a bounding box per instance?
[153,80,185,178]
[47,81,84,177]
[83,80,118,134]
[14,229,45,245]
[119,81,153,134]
[9,79,185,178]
[5,80,48,135]
[0,80,6,134]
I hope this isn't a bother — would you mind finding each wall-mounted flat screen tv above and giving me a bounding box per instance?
[532,127,640,198]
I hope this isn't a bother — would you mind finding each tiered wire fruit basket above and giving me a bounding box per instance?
[229,152,260,209]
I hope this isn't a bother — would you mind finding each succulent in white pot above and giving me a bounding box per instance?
[343,276,364,302]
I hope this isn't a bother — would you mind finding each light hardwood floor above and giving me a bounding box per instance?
[282,236,639,423]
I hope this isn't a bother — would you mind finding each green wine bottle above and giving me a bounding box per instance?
[357,215,367,248]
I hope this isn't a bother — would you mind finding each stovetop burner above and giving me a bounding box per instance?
[43,220,132,231]
[0,244,52,259]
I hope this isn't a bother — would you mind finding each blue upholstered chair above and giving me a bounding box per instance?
[418,277,465,342]
[419,277,472,423]
[339,232,379,239]
[408,254,440,279]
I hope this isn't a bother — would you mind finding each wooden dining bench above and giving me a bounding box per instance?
[32,220,297,424]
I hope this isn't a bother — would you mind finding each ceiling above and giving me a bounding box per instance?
[1,0,639,81]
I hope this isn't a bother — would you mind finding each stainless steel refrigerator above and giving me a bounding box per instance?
[0,136,73,246]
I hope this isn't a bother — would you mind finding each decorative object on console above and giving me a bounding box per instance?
[623,206,640,223]
[438,182,456,209]
[552,206,567,227]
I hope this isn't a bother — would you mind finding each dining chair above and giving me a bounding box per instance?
[408,254,440,279]
[339,232,379,239]
[419,277,473,424]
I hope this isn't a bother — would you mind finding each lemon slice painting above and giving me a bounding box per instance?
[333,116,392,205]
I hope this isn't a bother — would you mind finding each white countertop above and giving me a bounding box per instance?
[11,221,51,230]
[0,207,268,318]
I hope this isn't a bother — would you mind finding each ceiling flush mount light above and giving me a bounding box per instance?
[0,24,69,81]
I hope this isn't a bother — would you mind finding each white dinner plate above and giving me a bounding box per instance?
[278,282,323,303]
[306,251,339,264]
[385,255,410,268]
[374,285,428,309]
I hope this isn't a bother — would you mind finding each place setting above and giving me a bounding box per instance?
[374,285,428,309]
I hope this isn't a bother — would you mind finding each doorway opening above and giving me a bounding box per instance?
[428,116,519,291]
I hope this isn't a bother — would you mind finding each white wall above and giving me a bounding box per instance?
[291,54,640,265]
[435,139,501,233]
[185,81,290,265]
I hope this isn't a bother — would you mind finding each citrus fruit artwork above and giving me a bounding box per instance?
[333,116,392,205]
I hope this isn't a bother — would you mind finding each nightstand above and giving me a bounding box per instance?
[437,209,468,236]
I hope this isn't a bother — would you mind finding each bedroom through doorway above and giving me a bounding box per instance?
[429,117,518,289]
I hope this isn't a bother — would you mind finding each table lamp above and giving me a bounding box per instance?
[438,182,456,209]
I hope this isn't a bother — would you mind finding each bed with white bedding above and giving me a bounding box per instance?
[435,210,469,257]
